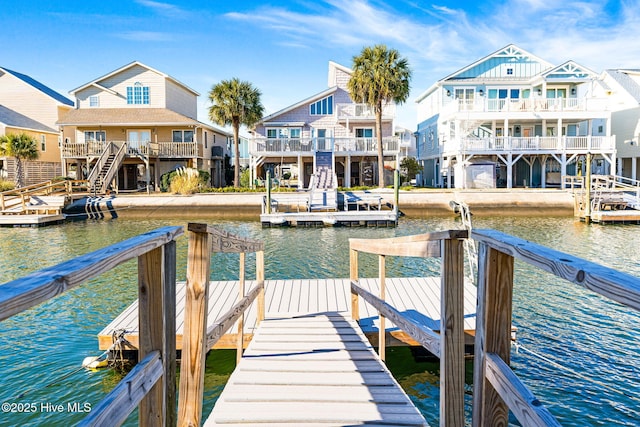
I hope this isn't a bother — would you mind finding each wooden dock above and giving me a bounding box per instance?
[203,312,428,426]
[0,213,65,227]
[98,277,478,351]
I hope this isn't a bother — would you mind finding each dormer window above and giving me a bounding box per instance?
[127,82,150,105]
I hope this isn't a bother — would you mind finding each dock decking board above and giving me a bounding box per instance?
[203,313,428,427]
[98,277,477,350]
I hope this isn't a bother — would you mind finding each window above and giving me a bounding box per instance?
[355,128,373,138]
[40,135,46,151]
[84,131,106,142]
[89,95,99,107]
[266,128,300,139]
[310,95,333,115]
[173,130,194,142]
[127,82,150,105]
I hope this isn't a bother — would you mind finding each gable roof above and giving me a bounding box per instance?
[606,69,640,103]
[440,44,554,83]
[259,86,338,124]
[70,61,199,96]
[540,60,597,81]
[0,67,74,107]
[0,105,58,133]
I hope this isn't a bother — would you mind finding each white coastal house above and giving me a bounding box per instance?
[58,61,232,191]
[249,61,401,189]
[599,69,640,182]
[415,44,615,189]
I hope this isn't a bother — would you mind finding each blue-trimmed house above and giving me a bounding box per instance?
[415,44,615,189]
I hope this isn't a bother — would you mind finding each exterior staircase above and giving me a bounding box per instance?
[87,142,127,195]
[308,166,338,211]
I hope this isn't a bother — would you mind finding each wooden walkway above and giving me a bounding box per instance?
[98,277,478,351]
[203,312,428,426]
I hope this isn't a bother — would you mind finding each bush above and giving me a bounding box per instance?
[240,168,251,188]
[169,167,203,194]
[161,168,209,192]
[0,179,15,192]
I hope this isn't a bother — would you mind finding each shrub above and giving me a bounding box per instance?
[240,168,251,188]
[169,167,203,194]
[0,179,14,192]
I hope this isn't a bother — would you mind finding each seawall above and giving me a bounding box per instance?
[89,189,575,219]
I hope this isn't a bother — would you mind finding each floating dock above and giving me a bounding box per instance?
[0,213,65,227]
[98,277,478,352]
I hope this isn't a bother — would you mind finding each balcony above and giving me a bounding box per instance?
[251,137,400,156]
[440,97,610,117]
[443,135,616,154]
[62,140,203,159]
[336,103,395,122]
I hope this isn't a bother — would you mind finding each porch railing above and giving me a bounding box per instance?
[336,103,395,120]
[251,136,400,155]
[62,141,201,159]
[441,97,610,116]
[445,135,616,153]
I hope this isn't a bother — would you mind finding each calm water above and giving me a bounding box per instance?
[1,215,639,426]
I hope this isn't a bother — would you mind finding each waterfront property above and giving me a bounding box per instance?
[0,66,74,185]
[57,61,232,192]
[249,61,402,190]
[3,221,640,426]
[415,44,616,189]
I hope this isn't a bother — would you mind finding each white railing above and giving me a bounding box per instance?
[251,137,400,155]
[336,103,395,119]
[442,96,610,115]
[448,135,616,153]
[62,140,201,158]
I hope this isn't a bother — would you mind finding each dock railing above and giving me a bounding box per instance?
[176,223,265,427]
[349,229,571,427]
[349,230,469,427]
[470,228,640,427]
[0,226,183,427]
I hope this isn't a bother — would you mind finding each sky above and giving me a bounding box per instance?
[1,0,639,133]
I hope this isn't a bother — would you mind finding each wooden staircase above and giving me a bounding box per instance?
[87,142,126,195]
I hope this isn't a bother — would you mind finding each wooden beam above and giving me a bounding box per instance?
[350,249,359,323]
[485,353,561,427]
[237,252,246,365]
[188,223,264,253]
[256,250,265,324]
[471,228,640,311]
[378,255,386,362]
[138,246,168,427]
[206,284,263,350]
[78,351,163,427]
[349,239,441,258]
[351,281,441,357]
[0,226,183,321]
[440,238,465,427]
[177,228,212,427]
[472,243,514,427]
[162,240,177,427]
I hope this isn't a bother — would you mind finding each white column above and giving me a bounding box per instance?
[297,154,303,189]
[506,153,513,188]
[633,157,638,181]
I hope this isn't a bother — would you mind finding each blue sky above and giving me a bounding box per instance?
[1,0,638,131]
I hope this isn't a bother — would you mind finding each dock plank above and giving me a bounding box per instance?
[98,277,477,351]
[204,313,428,426]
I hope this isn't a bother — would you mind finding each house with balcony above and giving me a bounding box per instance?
[0,67,74,185]
[415,44,616,189]
[249,61,400,189]
[58,61,231,192]
[599,69,640,182]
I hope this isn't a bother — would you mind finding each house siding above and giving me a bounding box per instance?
[165,79,197,118]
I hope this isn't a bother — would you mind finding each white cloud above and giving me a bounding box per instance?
[115,31,176,42]
[135,0,190,19]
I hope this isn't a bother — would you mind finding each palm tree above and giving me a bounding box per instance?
[0,132,39,188]
[208,78,264,188]
[348,45,411,187]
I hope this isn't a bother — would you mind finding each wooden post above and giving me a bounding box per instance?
[256,250,265,324]
[266,171,272,214]
[237,252,246,365]
[394,168,400,214]
[138,244,173,427]
[177,228,212,427]
[378,254,386,362]
[440,237,465,427]
[585,152,592,224]
[472,243,514,427]
[350,248,359,322]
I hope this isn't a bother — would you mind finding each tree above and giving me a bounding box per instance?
[0,132,39,188]
[400,156,422,183]
[348,45,411,187]
[208,78,264,188]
